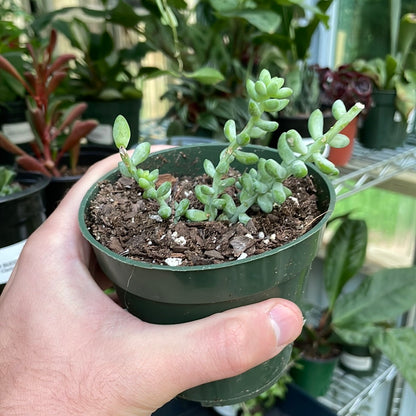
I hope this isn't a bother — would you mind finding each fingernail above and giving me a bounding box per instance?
[269,303,302,347]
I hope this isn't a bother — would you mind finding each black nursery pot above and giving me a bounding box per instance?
[0,172,50,294]
[44,146,116,215]
[79,145,336,406]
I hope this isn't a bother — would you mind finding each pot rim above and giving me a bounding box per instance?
[78,144,336,272]
[0,171,50,204]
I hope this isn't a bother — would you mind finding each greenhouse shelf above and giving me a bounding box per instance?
[333,138,416,200]
[319,356,397,415]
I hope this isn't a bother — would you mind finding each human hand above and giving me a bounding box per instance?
[0,146,303,416]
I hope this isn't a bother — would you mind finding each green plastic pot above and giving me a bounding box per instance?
[78,145,336,406]
[290,355,339,398]
[359,90,408,149]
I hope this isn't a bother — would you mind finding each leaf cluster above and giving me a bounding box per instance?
[0,29,98,177]
[114,69,363,225]
[301,216,416,392]
[0,166,21,197]
[32,0,154,101]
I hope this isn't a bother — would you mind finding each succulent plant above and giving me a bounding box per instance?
[113,69,364,225]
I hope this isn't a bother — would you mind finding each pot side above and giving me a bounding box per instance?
[79,145,336,406]
[0,172,50,293]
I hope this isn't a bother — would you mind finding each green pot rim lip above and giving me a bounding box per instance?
[78,144,336,272]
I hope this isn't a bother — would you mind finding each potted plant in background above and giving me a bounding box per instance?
[291,216,416,397]
[78,69,363,406]
[0,0,34,165]
[0,29,100,214]
[317,64,373,166]
[141,0,281,141]
[0,165,49,295]
[351,11,416,149]
[262,0,335,147]
[33,0,153,147]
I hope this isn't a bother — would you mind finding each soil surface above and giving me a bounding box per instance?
[85,173,324,266]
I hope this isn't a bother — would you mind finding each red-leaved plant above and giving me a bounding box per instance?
[0,29,98,177]
[317,64,373,116]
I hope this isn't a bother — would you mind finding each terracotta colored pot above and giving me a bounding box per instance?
[328,117,358,167]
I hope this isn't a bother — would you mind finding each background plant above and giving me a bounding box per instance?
[299,216,416,392]
[32,0,153,101]
[0,166,21,197]
[317,64,373,117]
[114,69,363,224]
[0,29,98,177]
[351,12,416,120]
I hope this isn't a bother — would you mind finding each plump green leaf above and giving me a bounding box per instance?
[271,182,287,204]
[118,161,132,177]
[175,198,189,217]
[184,67,224,85]
[113,114,130,148]
[185,209,209,222]
[329,134,350,149]
[234,150,259,165]
[308,109,323,139]
[312,152,339,175]
[158,205,171,219]
[265,159,286,180]
[131,142,151,166]
[156,181,171,198]
[138,177,151,190]
[224,119,237,142]
[289,160,308,178]
[255,80,267,97]
[332,99,347,120]
[325,218,368,311]
[257,193,273,213]
[333,267,416,326]
[255,118,279,132]
[203,159,216,177]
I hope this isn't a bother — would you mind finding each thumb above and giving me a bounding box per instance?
[123,298,303,410]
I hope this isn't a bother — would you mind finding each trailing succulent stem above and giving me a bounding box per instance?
[114,69,364,225]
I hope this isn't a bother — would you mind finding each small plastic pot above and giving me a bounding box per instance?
[359,90,408,149]
[78,145,336,406]
[0,172,50,294]
[290,354,339,397]
[339,344,381,377]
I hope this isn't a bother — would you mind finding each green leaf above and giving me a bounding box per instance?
[185,209,209,222]
[234,150,259,165]
[325,218,367,311]
[131,142,151,166]
[113,114,130,148]
[203,159,216,177]
[329,134,350,149]
[257,193,273,213]
[333,267,416,326]
[156,181,171,198]
[184,67,224,85]
[334,323,383,346]
[373,328,416,393]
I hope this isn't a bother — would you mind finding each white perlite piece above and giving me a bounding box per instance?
[171,231,186,246]
[237,253,248,260]
[165,257,183,267]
